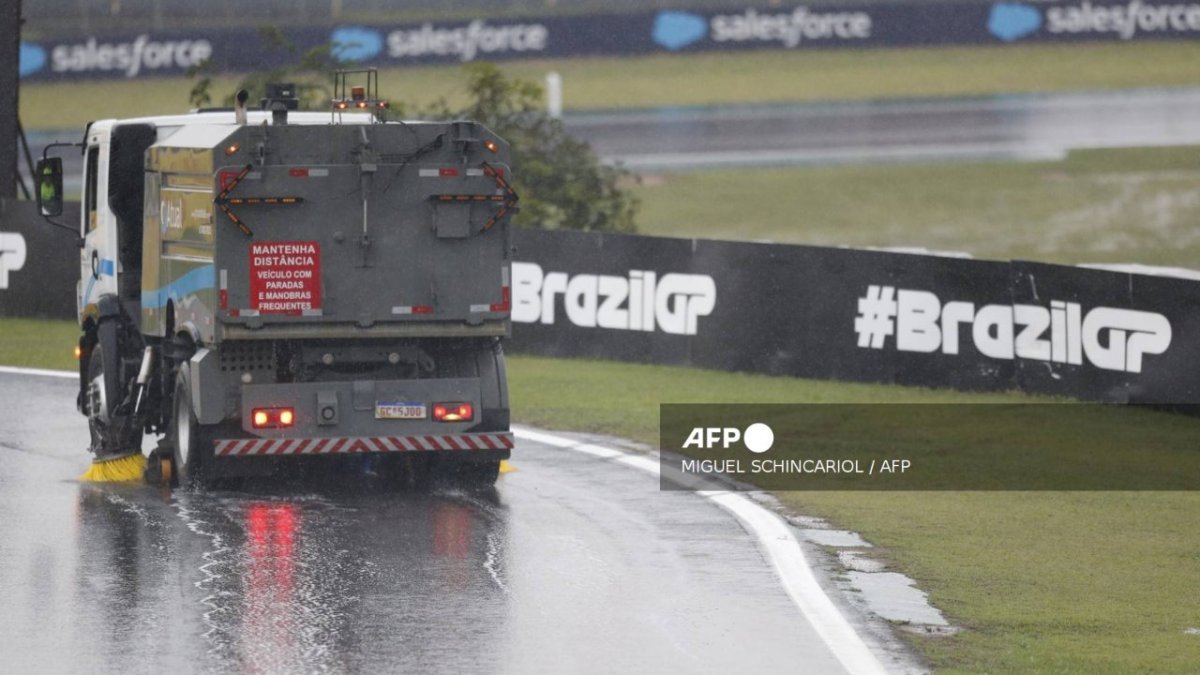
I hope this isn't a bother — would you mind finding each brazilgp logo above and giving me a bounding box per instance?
[854,285,1172,373]
[0,232,28,289]
[988,3,1044,41]
[652,11,709,50]
[331,26,384,62]
[511,262,716,336]
[682,423,775,453]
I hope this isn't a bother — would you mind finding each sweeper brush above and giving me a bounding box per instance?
[80,453,146,482]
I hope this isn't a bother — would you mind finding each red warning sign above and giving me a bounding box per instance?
[250,241,321,314]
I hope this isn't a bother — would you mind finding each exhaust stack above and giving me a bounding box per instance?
[234,89,248,126]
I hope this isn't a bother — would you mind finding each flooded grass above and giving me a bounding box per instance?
[634,145,1200,268]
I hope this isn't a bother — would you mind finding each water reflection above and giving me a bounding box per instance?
[72,472,510,673]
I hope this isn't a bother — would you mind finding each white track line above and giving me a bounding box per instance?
[513,425,888,675]
[0,365,76,379]
[0,369,887,673]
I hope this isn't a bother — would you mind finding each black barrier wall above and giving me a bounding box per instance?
[20,1,1200,81]
[506,229,1200,404]
[3,201,1198,403]
[0,200,78,319]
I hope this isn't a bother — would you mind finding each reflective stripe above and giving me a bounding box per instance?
[213,433,513,457]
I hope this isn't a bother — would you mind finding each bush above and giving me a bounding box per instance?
[415,64,638,233]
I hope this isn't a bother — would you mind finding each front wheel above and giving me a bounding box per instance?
[170,366,212,488]
[86,335,134,458]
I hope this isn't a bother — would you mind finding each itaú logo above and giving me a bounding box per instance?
[854,286,1172,373]
[511,262,716,335]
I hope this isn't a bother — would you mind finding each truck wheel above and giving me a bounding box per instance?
[171,366,211,488]
[86,339,121,454]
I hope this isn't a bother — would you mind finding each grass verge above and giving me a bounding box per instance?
[633,145,1200,267]
[20,42,1200,131]
[2,318,1198,671]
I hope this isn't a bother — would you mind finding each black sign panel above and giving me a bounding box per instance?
[509,229,1200,403]
[0,199,78,319]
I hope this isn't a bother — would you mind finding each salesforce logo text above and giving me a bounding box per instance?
[711,7,872,47]
[854,285,1171,373]
[512,262,716,336]
[51,36,212,78]
[387,20,547,62]
[1047,0,1200,38]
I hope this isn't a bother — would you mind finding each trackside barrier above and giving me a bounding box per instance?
[4,200,1199,403]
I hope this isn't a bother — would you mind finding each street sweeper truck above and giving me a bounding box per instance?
[36,75,516,487]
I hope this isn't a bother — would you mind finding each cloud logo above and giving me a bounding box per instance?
[331,26,383,63]
[653,11,708,51]
[987,3,1043,42]
[19,42,46,77]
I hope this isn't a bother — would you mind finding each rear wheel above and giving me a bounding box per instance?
[170,366,212,488]
[429,341,507,488]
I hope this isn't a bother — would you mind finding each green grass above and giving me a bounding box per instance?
[791,491,1200,673]
[0,318,82,370]
[4,318,1199,671]
[633,145,1200,267]
[20,42,1200,131]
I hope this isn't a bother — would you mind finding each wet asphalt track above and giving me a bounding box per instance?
[569,87,1200,170]
[0,372,860,674]
[25,87,1200,192]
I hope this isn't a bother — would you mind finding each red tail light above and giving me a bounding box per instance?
[252,407,295,429]
[432,402,474,422]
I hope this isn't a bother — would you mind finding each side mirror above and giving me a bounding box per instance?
[36,157,64,218]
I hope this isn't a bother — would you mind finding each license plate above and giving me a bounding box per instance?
[375,401,426,420]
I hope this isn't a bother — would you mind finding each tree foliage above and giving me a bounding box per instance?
[188,27,336,110]
[415,64,638,233]
[189,37,637,233]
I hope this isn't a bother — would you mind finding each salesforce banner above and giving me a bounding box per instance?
[18,1,1200,81]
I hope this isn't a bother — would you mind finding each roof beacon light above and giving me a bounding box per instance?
[332,69,386,124]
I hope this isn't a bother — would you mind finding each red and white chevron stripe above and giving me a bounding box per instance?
[213,433,513,457]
